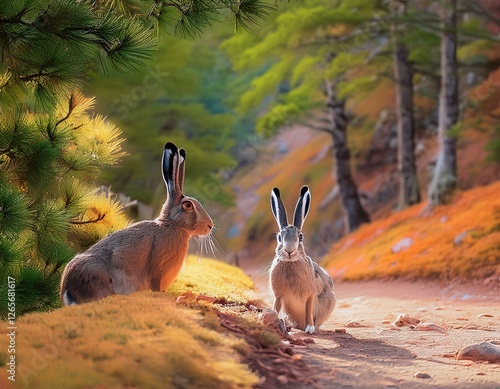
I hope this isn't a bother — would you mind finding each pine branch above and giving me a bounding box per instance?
[70,210,107,225]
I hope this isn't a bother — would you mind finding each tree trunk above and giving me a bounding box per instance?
[392,1,421,208]
[325,79,370,233]
[428,0,459,206]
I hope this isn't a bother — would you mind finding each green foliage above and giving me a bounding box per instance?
[0,0,152,316]
[486,125,500,162]
[87,35,260,208]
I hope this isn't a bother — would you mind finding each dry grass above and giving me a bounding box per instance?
[0,257,261,389]
[322,181,500,281]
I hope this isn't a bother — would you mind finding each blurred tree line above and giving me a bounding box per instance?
[222,0,500,230]
[1,0,498,316]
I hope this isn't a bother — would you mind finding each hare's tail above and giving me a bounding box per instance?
[62,290,77,306]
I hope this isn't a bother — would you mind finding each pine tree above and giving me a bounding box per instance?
[0,0,271,316]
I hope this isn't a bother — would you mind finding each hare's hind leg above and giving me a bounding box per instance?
[304,295,315,334]
[314,290,336,328]
[61,258,115,305]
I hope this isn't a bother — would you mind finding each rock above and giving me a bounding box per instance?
[456,342,500,363]
[477,313,494,318]
[334,328,347,333]
[453,231,468,245]
[394,314,420,327]
[259,308,287,336]
[345,320,367,328]
[276,375,288,385]
[392,238,413,253]
[381,320,392,325]
[414,322,447,333]
[414,372,431,379]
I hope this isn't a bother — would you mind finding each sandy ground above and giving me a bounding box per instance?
[250,272,500,388]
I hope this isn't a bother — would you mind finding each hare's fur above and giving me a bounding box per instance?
[60,143,213,305]
[269,186,336,333]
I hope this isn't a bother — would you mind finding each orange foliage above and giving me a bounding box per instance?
[323,181,500,281]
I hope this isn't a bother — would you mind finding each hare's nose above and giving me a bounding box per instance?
[284,248,294,255]
[207,224,213,231]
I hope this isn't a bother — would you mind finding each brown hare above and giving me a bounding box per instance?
[60,142,213,305]
[269,186,336,334]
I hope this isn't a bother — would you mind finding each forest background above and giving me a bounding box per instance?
[0,0,499,317]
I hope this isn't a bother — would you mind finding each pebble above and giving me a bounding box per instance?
[414,372,431,379]
[276,375,288,385]
[392,237,413,253]
[477,313,494,318]
[414,322,447,333]
[345,320,367,328]
[394,313,420,327]
[434,307,444,311]
[382,320,392,325]
[456,342,500,363]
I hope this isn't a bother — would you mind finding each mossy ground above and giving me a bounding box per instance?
[0,257,262,389]
[323,181,500,281]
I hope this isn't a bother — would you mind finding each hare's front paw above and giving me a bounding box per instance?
[304,325,315,334]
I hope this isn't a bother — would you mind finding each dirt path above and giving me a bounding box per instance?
[250,273,500,388]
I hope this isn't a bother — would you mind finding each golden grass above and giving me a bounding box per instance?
[322,181,500,281]
[0,257,260,389]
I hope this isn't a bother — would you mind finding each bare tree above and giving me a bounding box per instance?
[392,0,421,208]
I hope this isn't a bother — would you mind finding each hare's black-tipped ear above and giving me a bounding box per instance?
[270,187,288,228]
[178,148,186,192]
[162,142,180,199]
[293,186,311,229]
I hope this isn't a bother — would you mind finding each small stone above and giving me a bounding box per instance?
[276,375,288,385]
[394,313,420,327]
[456,342,500,363]
[392,237,413,253]
[477,313,494,318]
[456,317,469,321]
[345,320,367,328]
[453,231,468,245]
[382,320,392,325]
[414,322,447,333]
[414,372,431,379]
[334,328,347,333]
[434,307,444,310]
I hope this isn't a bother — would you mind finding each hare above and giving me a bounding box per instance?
[269,186,336,334]
[60,142,213,305]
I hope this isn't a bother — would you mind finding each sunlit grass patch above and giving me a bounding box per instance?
[0,257,261,389]
[168,256,260,304]
[323,181,500,281]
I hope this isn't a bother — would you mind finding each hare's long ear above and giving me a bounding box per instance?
[270,187,288,228]
[293,186,311,229]
[178,148,186,192]
[162,142,182,200]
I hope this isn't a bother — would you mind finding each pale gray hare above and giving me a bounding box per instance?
[60,142,213,305]
[269,186,336,334]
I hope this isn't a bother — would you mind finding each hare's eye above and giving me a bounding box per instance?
[299,232,304,241]
[182,201,194,211]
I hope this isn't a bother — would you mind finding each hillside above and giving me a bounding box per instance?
[0,258,278,389]
[323,181,500,281]
[213,69,500,278]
